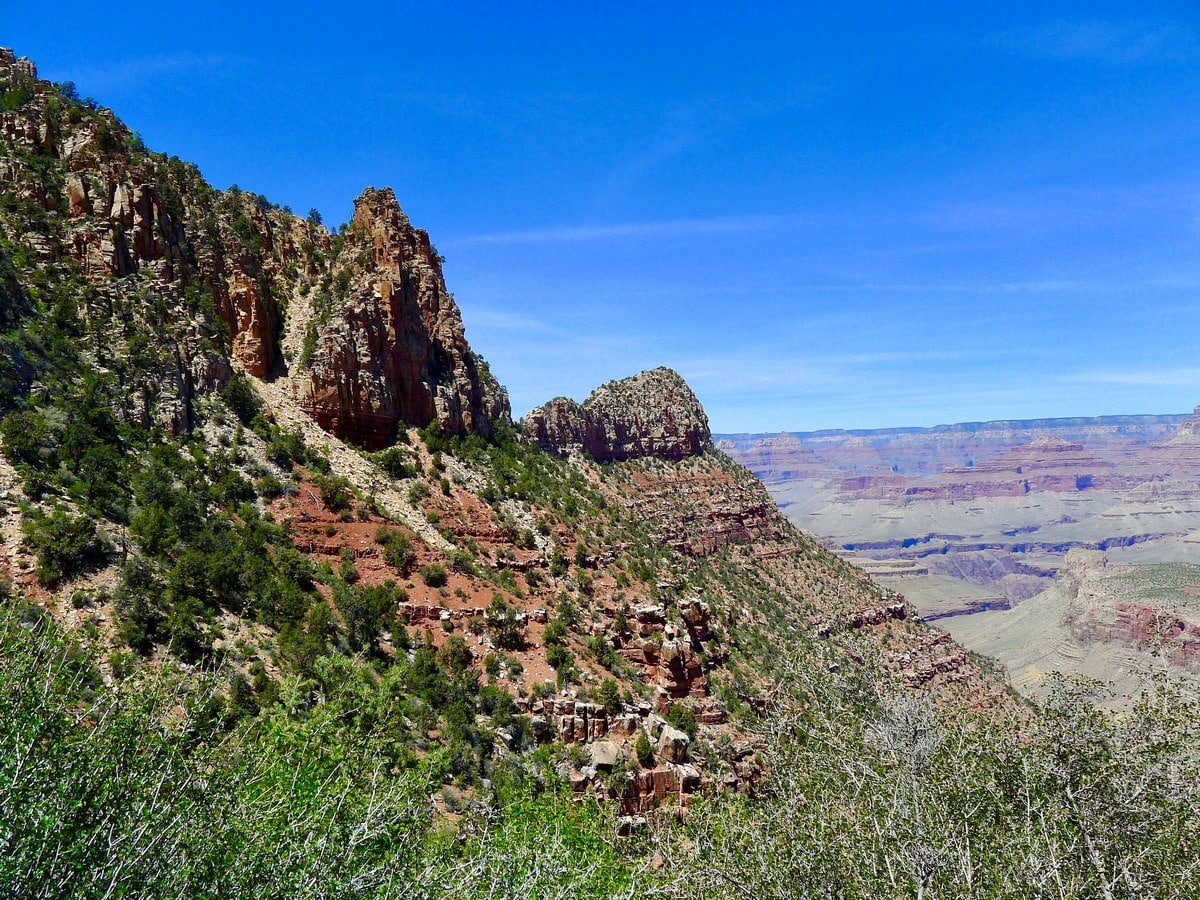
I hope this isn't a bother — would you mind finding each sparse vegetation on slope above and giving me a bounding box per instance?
[2,45,1198,900]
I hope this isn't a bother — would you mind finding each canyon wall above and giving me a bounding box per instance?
[0,48,506,446]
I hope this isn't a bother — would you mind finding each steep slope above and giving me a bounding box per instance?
[0,46,1012,818]
[5,47,1200,900]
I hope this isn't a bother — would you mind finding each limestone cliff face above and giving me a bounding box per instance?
[0,49,507,444]
[1172,405,1200,441]
[296,188,509,449]
[524,367,711,462]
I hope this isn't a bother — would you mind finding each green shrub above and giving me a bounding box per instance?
[635,730,654,767]
[0,408,51,468]
[543,618,568,649]
[448,549,476,576]
[313,473,353,512]
[419,564,447,588]
[337,581,398,652]
[484,653,502,678]
[438,635,471,674]
[266,431,308,469]
[665,703,698,740]
[598,678,622,715]
[546,643,573,673]
[21,504,108,587]
[254,474,286,499]
[486,595,526,650]
[220,374,262,426]
[419,421,450,454]
[376,447,416,479]
[375,526,415,574]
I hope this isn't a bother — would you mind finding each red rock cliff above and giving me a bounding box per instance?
[297,188,509,449]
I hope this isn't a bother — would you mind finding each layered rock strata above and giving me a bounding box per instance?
[296,188,509,448]
[524,367,711,462]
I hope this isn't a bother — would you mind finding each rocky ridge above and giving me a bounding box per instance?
[524,367,711,462]
[0,48,505,445]
[295,187,509,448]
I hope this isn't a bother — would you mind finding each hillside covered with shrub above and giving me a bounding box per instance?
[1,46,1198,898]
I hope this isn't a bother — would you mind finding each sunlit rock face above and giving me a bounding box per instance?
[297,188,509,449]
[524,367,711,462]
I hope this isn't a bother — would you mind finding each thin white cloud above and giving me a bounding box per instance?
[916,182,1196,234]
[444,214,791,246]
[994,19,1198,64]
[677,348,987,396]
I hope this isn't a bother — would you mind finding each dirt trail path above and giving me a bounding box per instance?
[254,377,452,553]
[0,456,28,577]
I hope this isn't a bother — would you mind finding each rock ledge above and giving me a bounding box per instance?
[524,367,711,462]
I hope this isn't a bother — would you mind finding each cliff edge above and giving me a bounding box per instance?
[523,367,712,462]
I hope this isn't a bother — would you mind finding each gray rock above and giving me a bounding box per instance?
[658,725,690,763]
[589,740,622,770]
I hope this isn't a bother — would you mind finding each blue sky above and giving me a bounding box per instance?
[8,3,1200,432]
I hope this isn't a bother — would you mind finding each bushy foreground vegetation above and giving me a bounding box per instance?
[662,653,1200,899]
[3,606,1197,899]
[0,607,642,899]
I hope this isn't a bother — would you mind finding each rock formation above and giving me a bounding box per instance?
[1,46,1020,819]
[946,548,1200,703]
[295,188,508,448]
[720,410,1200,620]
[0,50,506,447]
[524,367,711,462]
[1173,405,1200,441]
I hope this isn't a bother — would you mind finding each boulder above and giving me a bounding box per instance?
[657,725,690,763]
[589,740,622,770]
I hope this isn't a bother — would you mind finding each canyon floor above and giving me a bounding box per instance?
[719,410,1200,699]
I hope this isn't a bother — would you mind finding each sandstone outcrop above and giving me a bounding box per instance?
[296,188,509,448]
[524,367,711,462]
[0,50,507,445]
